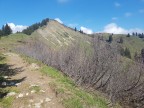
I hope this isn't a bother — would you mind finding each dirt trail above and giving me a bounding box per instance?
[4,52,64,108]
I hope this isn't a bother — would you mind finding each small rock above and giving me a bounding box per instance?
[26,93,29,96]
[18,93,24,98]
[40,90,45,93]
[4,76,8,79]
[45,97,51,102]
[7,92,16,97]
[29,99,34,103]
[40,99,44,104]
[28,104,31,108]
[31,63,39,70]
[31,90,36,94]
[30,84,39,88]
[34,103,41,108]
[15,83,21,86]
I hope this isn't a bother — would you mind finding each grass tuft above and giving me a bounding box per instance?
[0,97,14,108]
[41,65,109,108]
[30,85,41,93]
[63,97,83,108]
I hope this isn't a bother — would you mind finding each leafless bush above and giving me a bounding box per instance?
[17,37,144,108]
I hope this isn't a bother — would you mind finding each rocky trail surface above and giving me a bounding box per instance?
[3,52,63,108]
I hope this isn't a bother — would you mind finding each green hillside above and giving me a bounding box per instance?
[31,20,91,48]
[0,33,29,51]
[96,33,144,58]
[1,19,144,108]
[121,36,144,57]
[0,25,113,108]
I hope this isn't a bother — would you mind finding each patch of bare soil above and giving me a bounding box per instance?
[4,53,64,108]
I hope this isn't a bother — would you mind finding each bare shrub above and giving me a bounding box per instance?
[16,36,144,108]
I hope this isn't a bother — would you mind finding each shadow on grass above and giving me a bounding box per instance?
[0,62,26,98]
[0,64,24,76]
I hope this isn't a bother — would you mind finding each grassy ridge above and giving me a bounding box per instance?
[0,33,29,51]
[101,33,144,58]
[32,20,91,49]
[122,36,144,57]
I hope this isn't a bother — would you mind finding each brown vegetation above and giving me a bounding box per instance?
[17,36,144,108]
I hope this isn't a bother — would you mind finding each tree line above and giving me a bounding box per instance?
[132,32,144,38]
[134,48,144,63]
[107,34,132,59]
[0,24,12,37]
[107,33,144,59]
[126,32,144,38]
[22,18,49,35]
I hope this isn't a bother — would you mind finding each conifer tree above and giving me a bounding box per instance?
[4,24,12,35]
[0,30,3,37]
[127,33,130,37]
[23,18,50,35]
[108,35,113,43]
[141,48,144,63]
[75,27,77,32]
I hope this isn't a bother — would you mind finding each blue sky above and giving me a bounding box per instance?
[0,0,144,34]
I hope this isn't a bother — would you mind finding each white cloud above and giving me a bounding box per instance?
[114,2,121,7]
[139,9,144,13]
[55,18,63,24]
[125,12,132,17]
[57,0,69,3]
[102,23,144,34]
[103,23,127,34]
[8,23,27,33]
[80,26,93,34]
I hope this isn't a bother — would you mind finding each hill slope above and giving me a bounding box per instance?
[31,20,91,48]
[4,19,144,108]
[0,23,113,108]
[17,21,144,108]
[94,33,144,58]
